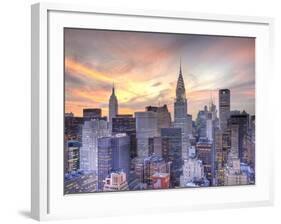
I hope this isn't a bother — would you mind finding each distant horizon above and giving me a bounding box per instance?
[65,86,255,121]
[65,28,255,119]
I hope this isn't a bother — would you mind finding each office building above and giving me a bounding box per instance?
[146,105,172,134]
[219,89,230,131]
[83,108,101,120]
[64,114,84,141]
[64,171,98,194]
[103,171,129,191]
[161,128,182,187]
[132,154,171,188]
[196,138,213,184]
[135,111,158,157]
[80,119,109,172]
[97,137,113,190]
[228,112,250,162]
[112,114,137,159]
[111,134,130,178]
[152,173,170,189]
[66,140,80,173]
[180,157,204,187]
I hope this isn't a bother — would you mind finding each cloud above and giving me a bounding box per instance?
[152,82,162,87]
[64,29,255,118]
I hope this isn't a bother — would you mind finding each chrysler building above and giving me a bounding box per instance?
[174,61,191,160]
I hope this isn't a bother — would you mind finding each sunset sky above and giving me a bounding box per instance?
[65,28,255,119]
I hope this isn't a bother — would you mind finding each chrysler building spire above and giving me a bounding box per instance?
[176,60,186,101]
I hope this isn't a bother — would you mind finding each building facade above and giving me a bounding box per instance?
[135,111,158,157]
[97,137,113,190]
[219,89,230,131]
[146,105,172,134]
[112,114,137,159]
[180,157,204,187]
[111,134,130,178]
[161,128,182,187]
[103,171,129,191]
[66,140,80,173]
[83,108,102,120]
[80,119,109,172]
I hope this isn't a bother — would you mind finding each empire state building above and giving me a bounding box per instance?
[174,61,191,160]
[109,83,118,133]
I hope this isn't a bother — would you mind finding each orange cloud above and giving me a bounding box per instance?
[65,58,113,83]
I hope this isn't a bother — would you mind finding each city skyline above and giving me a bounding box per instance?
[64,28,255,193]
[65,29,255,119]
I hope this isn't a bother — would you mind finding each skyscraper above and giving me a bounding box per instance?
[112,115,137,159]
[80,119,109,172]
[109,83,118,133]
[228,112,250,162]
[66,140,80,173]
[196,138,213,184]
[174,61,191,160]
[83,108,102,120]
[135,111,158,157]
[97,137,112,190]
[146,105,172,134]
[111,134,130,178]
[161,128,182,187]
[219,89,230,131]
[206,112,214,141]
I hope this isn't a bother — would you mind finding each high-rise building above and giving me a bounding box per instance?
[103,171,129,191]
[64,114,84,141]
[64,171,97,194]
[66,140,80,173]
[146,105,172,134]
[97,137,112,190]
[83,108,102,120]
[206,112,214,141]
[229,124,239,163]
[224,159,249,186]
[112,114,137,159]
[111,134,130,178]
[132,154,171,188]
[109,84,118,132]
[219,89,230,131]
[148,136,170,157]
[135,111,158,157]
[196,138,213,184]
[80,119,109,172]
[180,157,204,187]
[174,62,191,160]
[214,130,226,186]
[152,173,170,189]
[161,128,182,187]
[196,110,207,139]
[228,112,249,162]
[112,114,135,134]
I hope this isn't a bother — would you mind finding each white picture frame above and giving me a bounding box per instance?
[31,2,274,221]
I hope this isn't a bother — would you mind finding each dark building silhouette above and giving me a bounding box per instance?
[161,128,182,187]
